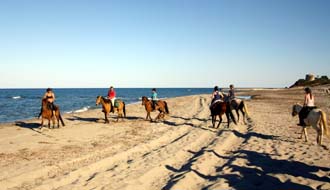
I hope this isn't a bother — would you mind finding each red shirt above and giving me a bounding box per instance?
[108,90,116,99]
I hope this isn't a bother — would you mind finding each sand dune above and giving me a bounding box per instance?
[1,87,330,190]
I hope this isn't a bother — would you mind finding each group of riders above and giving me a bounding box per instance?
[210,84,239,109]
[39,86,160,118]
[39,85,315,127]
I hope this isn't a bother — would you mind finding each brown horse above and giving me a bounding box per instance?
[40,98,65,128]
[210,101,236,128]
[96,96,126,123]
[141,96,169,121]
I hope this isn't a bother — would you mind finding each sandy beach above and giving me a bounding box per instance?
[1,86,330,190]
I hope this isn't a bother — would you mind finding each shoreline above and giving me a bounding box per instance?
[0,87,262,125]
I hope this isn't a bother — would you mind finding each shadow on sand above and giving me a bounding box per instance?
[15,121,40,129]
[66,116,99,122]
[164,149,329,190]
[163,132,330,190]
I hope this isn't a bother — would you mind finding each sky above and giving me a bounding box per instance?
[0,0,329,88]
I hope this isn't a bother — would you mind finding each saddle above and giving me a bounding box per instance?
[210,99,223,108]
[302,106,317,117]
[152,101,158,110]
[114,99,120,108]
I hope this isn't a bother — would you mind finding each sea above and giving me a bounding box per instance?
[0,88,251,123]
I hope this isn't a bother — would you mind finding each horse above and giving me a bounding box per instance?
[141,96,169,121]
[96,96,126,123]
[292,103,328,145]
[226,97,249,124]
[40,98,65,128]
[210,101,237,128]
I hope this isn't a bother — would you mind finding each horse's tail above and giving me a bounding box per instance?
[123,102,126,117]
[242,101,249,117]
[320,111,328,136]
[59,113,65,126]
[164,101,169,114]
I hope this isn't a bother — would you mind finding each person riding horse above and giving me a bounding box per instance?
[107,86,116,113]
[210,86,224,108]
[151,88,158,110]
[227,84,240,108]
[38,88,56,118]
[298,87,317,126]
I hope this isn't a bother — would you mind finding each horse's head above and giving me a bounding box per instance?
[141,96,148,105]
[292,103,302,117]
[41,98,48,106]
[96,96,102,106]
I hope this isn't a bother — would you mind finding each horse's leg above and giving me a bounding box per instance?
[241,108,247,124]
[320,126,323,146]
[48,119,51,129]
[299,127,303,139]
[236,109,240,123]
[116,109,122,122]
[146,112,151,121]
[155,111,161,122]
[104,112,109,124]
[120,107,124,121]
[316,123,323,145]
[212,115,216,128]
[160,109,165,120]
[161,112,165,120]
[55,112,60,128]
[217,115,222,128]
[40,118,44,128]
[225,112,230,128]
[303,127,308,142]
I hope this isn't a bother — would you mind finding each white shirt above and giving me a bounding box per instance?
[305,94,315,107]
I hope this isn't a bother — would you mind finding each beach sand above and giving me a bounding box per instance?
[1,86,330,190]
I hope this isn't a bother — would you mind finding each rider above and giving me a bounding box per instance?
[210,86,224,107]
[228,84,236,101]
[107,86,116,113]
[298,87,316,126]
[151,88,158,110]
[41,88,56,117]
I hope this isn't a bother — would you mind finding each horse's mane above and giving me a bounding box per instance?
[142,96,149,101]
[103,96,111,103]
[97,96,111,103]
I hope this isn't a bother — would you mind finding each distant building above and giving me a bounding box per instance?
[305,74,315,82]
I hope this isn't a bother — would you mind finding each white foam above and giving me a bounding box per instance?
[12,96,21,99]
[66,106,90,114]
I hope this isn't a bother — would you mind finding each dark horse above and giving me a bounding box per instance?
[96,96,126,124]
[40,98,65,128]
[210,101,236,128]
[141,96,169,121]
[225,96,249,124]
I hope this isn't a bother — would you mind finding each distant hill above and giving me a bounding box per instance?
[290,75,330,88]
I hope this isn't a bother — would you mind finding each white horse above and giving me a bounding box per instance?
[291,104,328,145]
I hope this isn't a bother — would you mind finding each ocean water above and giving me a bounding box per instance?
[0,88,215,123]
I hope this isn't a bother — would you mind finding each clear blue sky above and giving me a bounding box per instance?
[0,0,329,88]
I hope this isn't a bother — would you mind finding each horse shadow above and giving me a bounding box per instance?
[212,150,330,190]
[66,116,99,122]
[171,115,209,122]
[231,129,282,143]
[124,116,144,121]
[162,119,217,133]
[163,148,329,190]
[15,121,40,129]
